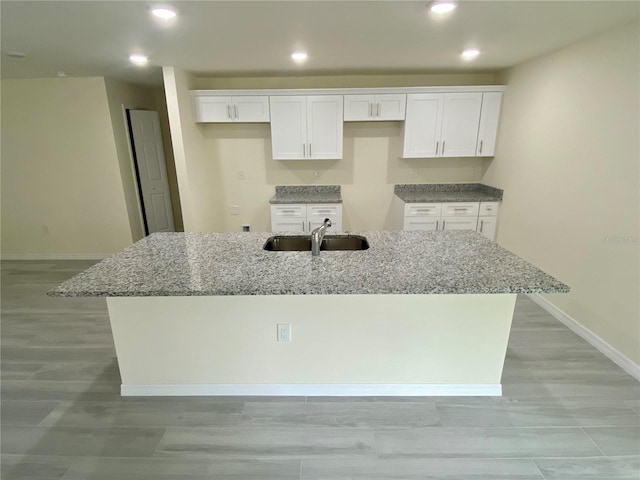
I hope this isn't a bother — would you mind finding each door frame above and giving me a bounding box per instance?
[122,105,149,237]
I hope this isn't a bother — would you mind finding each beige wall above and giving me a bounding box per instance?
[483,22,640,365]
[103,78,184,238]
[163,67,225,232]
[182,72,496,232]
[1,77,133,255]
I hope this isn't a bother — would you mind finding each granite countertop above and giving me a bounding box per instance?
[270,185,342,204]
[49,231,569,297]
[395,183,503,203]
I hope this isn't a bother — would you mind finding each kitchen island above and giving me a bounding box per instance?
[49,231,568,397]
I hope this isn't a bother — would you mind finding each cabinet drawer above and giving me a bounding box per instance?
[479,202,499,217]
[271,205,306,218]
[403,203,442,217]
[441,202,479,217]
[307,204,342,219]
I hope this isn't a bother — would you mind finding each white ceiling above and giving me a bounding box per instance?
[1,1,638,86]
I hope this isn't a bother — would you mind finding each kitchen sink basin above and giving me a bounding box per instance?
[263,235,369,252]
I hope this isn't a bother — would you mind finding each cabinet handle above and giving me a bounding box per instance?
[303,143,306,158]
[234,105,239,119]
[454,208,467,212]
[480,220,484,233]
[436,220,439,230]
[281,210,296,214]
[308,221,311,231]
[302,221,305,230]
[309,143,312,157]
[369,103,372,117]
[442,141,446,155]
[479,140,483,155]
[442,220,446,229]
[377,102,380,117]
[227,105,232,119]
[435,141,439,156]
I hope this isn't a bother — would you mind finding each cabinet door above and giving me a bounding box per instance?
[441,216,478,231]
[376,94,406,121]
[402,94,443,158]
[344,95,376,121]
[269,96,307,160]
[404,217,440,231]
[193,96,232,122]
[476,92,502,157]
[307,95,343,159]
[232,96,270,122]
[440,93,483,157]
[477,216,497,240]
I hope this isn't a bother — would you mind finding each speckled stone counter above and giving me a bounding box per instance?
[49,230,568,297]
[269,185,342,204]
[395,183,503,203]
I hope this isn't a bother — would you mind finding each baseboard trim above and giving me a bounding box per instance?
[527,293,640,381]
[1,253,111,261]
[121,383,503,397]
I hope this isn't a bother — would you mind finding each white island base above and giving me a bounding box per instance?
[107,294,516,397]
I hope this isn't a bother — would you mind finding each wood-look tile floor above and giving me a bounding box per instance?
[1,260,639,479]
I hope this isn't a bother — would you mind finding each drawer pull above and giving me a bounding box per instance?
[480,220,484,233]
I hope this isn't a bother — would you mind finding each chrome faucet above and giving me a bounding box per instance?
[311,218,332,256]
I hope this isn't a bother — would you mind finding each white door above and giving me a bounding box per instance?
[232,96,270,122]
[440,93,482,157]
[344,94,376,121]
[129,110,175,234]
[477,216,498,240]
[402,93,443,158]
[376,94,407,120]
[307,95,343,159]
[269,96,307,159]
[476,92,503,157]
[193,96,232,122]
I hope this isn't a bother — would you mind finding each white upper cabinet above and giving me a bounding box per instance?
[193,95,270,123]
[269,96,307,160]
[270,95,343,160]
[440,93,483,157]
[344,94,406,121]
[403,92,491,158]
[476,92,503,157]
[402,93,444,158]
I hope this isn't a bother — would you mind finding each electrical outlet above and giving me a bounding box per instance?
[277,323,291,342]
[242,224,250,232]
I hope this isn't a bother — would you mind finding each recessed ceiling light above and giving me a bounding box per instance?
[5,51,26,59]
[129,54,149,66]
[430,1,457,14]
[291,51,308,64]
[461,48,480,60]
[151,6,177,19]
[56,71,68,77]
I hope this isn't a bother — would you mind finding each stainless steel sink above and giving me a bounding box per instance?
[264,235,369,252]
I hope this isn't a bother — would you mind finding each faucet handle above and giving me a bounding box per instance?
[324,218,332,227]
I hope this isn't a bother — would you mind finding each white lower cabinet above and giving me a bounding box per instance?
[271,204,343,232]
[401,200,499,240]
[476,201,500,240]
